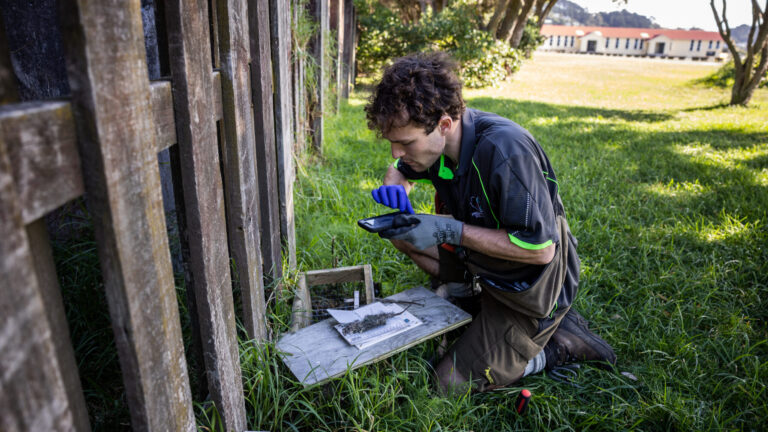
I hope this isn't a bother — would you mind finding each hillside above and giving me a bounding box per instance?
[548,0,660,28]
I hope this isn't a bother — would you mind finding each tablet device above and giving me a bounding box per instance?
[357,211,406,233]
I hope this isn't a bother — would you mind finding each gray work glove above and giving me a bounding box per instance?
[379,213,463,250]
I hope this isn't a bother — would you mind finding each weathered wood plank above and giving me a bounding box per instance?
[216,0,269,343]
[269,0,297,269]
[58,0,195,429]
[340,0,355,98]
[293,9,306,155]
[309,0,328,153]
[330,0,343,111]
[0,27,88,430]
[362,263,375,303]
[26,220,91,431]
[248,0,283,283]
[150,80,179,150]
[164,0,247,428]
[0,101,83,224]
[304,264,368,286]
[290,273,313,331]
[0,138,80,432]
[278,286,472,385]
[0,74,223,225]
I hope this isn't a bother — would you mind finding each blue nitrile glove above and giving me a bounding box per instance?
[379,213,463,250]
[371,185,414,214]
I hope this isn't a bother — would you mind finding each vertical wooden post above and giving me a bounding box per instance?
[309,0,328,153]
[270,0,297,269]
[330,0,343,111]
[340,0,355,98]
[164,0,247,428]
[0,136,81,432]
[294,26,307,154]
[248,0,284,284]
[0,24,90,431]
[216,0,269,342]
[58,1,195,430]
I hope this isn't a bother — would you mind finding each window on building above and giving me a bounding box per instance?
[625,38,629,49]
[605,37,610,48]
[697,40,701,51]
[690,40,695,50]
[634,38,638,49]
[549,36,553,46]
[615,38,619,48]
[708,40,713,49]
[716,40,720,49]
[640,40,644,49]
[571,36,575,47]
[557,35,561,46]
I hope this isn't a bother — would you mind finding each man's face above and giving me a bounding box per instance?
[383,123,445,173]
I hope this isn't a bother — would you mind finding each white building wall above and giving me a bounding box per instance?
[541,34,579,52]
[647,35,671,56]
[578,35,603,53]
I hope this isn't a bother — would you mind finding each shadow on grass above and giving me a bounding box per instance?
[680,102,730,112]
[469,97,676,123]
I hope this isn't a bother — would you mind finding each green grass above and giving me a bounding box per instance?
[51,52,766,430]
[244,53,768,431]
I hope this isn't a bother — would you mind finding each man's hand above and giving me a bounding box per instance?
[379,214,463,250]
[371,185,414,214]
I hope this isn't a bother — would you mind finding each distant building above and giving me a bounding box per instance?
[539,25,727,61]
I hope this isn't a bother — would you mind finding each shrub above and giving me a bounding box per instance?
[697,60,767,89]
[355,0,522,88]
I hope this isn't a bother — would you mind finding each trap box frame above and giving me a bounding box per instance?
[290,264,376,331]
[278,286,472,386]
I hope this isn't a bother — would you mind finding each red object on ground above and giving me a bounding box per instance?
[516,389,532,415]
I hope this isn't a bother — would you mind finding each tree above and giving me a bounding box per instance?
[486,0,558,48]
[710,0,768,106]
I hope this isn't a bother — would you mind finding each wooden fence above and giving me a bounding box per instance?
[0,0,356,430]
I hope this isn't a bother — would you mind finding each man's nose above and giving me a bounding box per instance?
[391,144,405,159]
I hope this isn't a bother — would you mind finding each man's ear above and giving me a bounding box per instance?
[438,115,453,135]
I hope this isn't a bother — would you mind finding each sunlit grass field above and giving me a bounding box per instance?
[241,52,768,431]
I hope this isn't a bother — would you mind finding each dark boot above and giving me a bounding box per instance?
[544,308,616,370]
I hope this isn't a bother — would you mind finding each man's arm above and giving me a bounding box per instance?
[461,224,555,265]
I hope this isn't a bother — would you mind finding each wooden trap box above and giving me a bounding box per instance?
[277,286,472,386]
[290,265,376,331]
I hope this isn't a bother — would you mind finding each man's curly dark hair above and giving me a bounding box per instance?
[365,52,465,136]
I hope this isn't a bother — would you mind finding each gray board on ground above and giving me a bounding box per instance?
[277,286,472,385]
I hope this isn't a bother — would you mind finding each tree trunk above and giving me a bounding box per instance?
[731,45,768,105]
[509,0,536,47]
[486,0,511,33]
[711,0,768,106]
[497,0,523,42]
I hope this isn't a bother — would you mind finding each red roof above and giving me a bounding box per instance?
[541,25,722,41]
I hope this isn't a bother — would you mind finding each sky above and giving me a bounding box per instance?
[570,0,754,31]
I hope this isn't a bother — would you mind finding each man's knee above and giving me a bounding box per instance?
[435,355,471,396]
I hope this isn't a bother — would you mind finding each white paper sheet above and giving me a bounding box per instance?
[330,302,422,350]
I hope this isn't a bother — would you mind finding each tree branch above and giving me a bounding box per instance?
[711,0,742,68]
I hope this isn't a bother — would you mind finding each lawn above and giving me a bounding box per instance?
[246,52,768,431]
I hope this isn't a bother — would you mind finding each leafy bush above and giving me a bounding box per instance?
[518,18,547,58]
[697,60,768,88]
[356,0,522,88]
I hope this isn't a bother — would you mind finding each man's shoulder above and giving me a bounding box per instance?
[469,109,538,162]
